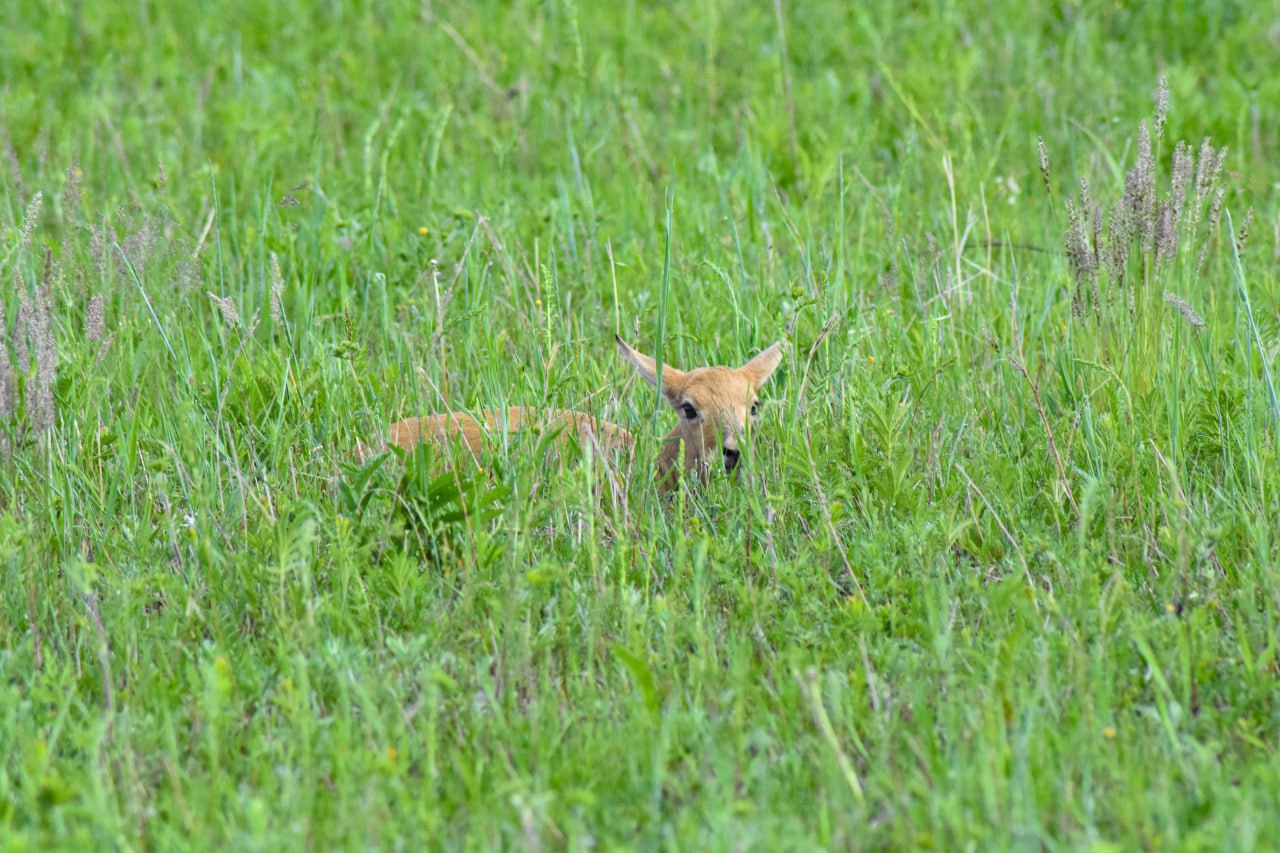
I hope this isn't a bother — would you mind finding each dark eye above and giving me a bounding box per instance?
[682,403,699,420]
[750,401,760,417]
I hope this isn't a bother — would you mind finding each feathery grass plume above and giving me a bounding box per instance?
[1190,138,1227,239]
[1196,186,1227,274]
[1163,292,1205,330]
[1064,196,1096,316]
[61,159,82,226]
[1153,75,1169,140]
[1077,178,1102,275]
[0,293,12,444]
[207,292,241,328]
[1088,198,1104,271]
[13,272,31,373]
[120,215,162,277]
[1169,140,1193,234]
[92,332,115,368]
[269,252,286,325]
[1154,198,1177,269]
[28,256,57,433]
[89,216,117,281]
[19,191,43,248]
[1236,207,1255,254]
[1037,136,1051,195]
[174,253,202,294]
[85,294,105,342]
[1123,121,1156,255]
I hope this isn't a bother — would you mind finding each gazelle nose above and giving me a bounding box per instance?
[723,447,740,471]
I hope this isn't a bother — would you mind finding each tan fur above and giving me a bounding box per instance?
[355,336,784,491]
[352,407,632,464]
[615,336,784,489]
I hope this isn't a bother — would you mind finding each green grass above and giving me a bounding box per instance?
[3,0,1279,847]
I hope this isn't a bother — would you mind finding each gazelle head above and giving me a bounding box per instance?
[616,335,784,486]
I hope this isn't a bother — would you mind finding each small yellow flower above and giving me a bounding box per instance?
[535,299,543,307]
[1103,726,1115,740]
[868,356,875,363]
[385,746,398,762]
[886,309,894,316]
[1165,602,1176,614]
[417,226,429,236]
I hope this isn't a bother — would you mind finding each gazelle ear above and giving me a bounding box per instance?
[617,335,686,392]
[739,341,784,388]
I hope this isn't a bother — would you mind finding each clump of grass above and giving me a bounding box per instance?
[1046,76,1242,398]
[2,245,59,450]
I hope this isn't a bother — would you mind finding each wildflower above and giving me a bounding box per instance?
[1103,726,1116,740]
[418,226,429,236]
[867,356,875,363]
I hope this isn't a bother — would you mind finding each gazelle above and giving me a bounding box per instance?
[355,336,784,490]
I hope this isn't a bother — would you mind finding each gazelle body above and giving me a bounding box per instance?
[356,336,784,490]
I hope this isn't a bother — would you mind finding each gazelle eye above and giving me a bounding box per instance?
[682,403,699,420]
[750,401,760,417]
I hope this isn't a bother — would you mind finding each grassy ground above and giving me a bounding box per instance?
[3,0,1279,847]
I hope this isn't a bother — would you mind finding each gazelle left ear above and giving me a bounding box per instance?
[738,341,784,388]
[617,335,687,391]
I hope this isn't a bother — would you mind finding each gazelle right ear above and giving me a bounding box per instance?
[616,335,686,391]
[739,341,784,388]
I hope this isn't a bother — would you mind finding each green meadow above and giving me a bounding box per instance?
[3,0,1279,847]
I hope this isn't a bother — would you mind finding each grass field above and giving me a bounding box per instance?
[3,0,1280,847]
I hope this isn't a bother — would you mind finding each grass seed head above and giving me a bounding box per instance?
[1154,199,1177,268]
[61,159,82,226]
[1163,291,1205,330]
[1037,136,1051,194]
[207,292,241,329]
[13,273,31,374]
[0,295,11,423]
[19,191,43,248]
[85,293,105,342]
[1236,206,1255,254]
[270,252,286,325]
[1196,186,1227,273]
[1153,74,1169,139]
